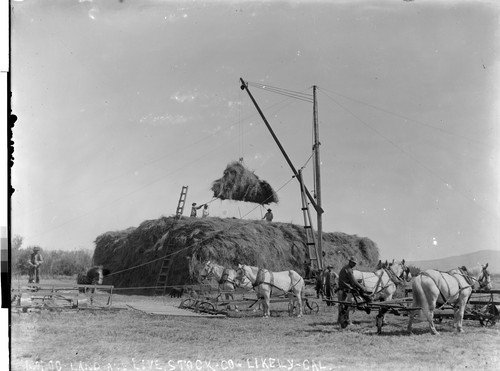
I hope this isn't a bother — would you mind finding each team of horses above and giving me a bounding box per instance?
[198,259,493,335]
[78,260,493,335]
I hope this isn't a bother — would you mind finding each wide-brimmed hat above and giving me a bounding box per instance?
[349,256,358,264]
[326,265,333,269]
[267,209,272,212]
[33,246,40,251]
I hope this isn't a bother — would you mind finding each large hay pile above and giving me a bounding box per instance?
[211,161,278,204]
[93,216,379,292]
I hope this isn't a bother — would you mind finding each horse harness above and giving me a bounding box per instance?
[251,268,302,297]
[203,265,236,290]
[362,267,404,297]
[419,268,473,309]
[219,268,236,288]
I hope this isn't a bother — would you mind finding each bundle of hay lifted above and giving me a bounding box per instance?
[211,161,278,204]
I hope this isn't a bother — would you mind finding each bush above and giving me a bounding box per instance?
[14,246,93,277]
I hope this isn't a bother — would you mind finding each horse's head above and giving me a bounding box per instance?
[199,261,213,281]
[87,266,107,285]
[234,264,245,284]
[478,263,492,291]
[400,266,412,282]
[387,260,411,283]
[234,264,253,286]
[397,259,412,282]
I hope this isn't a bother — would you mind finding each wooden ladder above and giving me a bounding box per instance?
[298,170,320,271]
[175,186,188,219]
[155,253,173,296]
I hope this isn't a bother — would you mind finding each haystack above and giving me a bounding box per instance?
[211,161,278,204]
[93,216,379,292]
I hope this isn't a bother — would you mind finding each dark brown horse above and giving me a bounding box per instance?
[77,266,110,293]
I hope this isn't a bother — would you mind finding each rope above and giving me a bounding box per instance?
[318,87,498,222]
[318,87,488,147]
[105,244,191,277]
[239,175,295,219]
[246,81,313,104]
[105,176,294,278]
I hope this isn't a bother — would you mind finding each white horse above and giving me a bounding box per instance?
[353,260,411,302]
[199,261,250,300]
[407,265,486,335]
[199,261,262,310]
[349,260,411,326]
[235,264,305,318]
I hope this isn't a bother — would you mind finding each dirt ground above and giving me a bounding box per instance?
[9,279,500,371]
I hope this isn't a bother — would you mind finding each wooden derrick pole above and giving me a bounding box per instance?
[313,85,323,269]
[239,78,324,270]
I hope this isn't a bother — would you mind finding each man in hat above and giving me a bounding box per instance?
[263,209,273,222]
[337,256,372,326]
[190,203,204,217]
[27,246,43,284]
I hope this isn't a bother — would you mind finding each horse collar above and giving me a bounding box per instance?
[385,267,403,285]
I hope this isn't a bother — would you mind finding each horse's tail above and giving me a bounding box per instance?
[411,275,426,315]
[290,270,305,294]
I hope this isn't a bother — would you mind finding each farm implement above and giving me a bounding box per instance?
[325,295,421,335]
[11,282,115,312]
[178,287,320,317]
[405,288,500,327]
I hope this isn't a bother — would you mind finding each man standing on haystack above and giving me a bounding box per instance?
[27,246,43,283]
[202,204,209,218]
[190,203,203,217]
[263,209,273,221]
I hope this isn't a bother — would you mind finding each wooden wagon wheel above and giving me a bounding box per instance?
[198,302,215,313]
[304,300,320,314]
[179,298,196,309]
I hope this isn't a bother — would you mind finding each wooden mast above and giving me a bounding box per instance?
[239,78,324,270]
[239,78,323,214]
[313,85,323,270]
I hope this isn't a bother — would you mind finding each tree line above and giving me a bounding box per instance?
[11,235,93,278]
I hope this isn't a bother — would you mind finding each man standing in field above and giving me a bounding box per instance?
[27,246,43,284]
[337,256,372,327]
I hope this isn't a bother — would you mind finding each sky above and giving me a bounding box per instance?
[9,0,500,263]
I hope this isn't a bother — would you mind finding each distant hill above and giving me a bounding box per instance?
[408,250,500,274]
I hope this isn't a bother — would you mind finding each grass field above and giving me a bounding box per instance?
[10,277,500,371]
